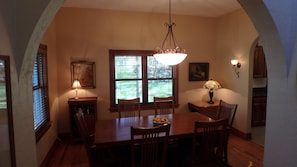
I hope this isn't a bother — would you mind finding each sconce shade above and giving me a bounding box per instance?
[203,79,221,104]
[72,80,81,89]
[153,0,187,66]
[230,59,241,78]
[231,59,238,65]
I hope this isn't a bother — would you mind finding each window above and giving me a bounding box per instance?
[32,44,50,141]
[109,50,178,111]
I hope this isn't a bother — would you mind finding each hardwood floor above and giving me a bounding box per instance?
[43,134,263,167]
[228,135,264,167]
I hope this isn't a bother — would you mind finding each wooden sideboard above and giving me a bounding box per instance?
[68,97,97,139]
[188,100,219,119]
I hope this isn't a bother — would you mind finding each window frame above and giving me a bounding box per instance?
[32,44,51,142]
[109,50,179,111]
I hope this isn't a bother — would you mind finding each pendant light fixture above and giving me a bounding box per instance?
[153,0,187,66]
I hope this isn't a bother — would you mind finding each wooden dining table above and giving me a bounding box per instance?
[94,112,214,147]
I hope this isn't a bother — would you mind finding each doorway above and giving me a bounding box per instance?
[251,43,267,146]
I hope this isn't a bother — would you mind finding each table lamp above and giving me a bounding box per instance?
[203,79,221,104]
[72,80,81,99]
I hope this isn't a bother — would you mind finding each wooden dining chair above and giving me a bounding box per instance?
[118,97,141,118]
[153,96,175,115]
[191,119,228,167]
[216,100,238,129]
[74,110,122,167]
[130,124,171,167]
[216,99,238,165]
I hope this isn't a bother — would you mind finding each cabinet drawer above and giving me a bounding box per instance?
[253,96,266,103]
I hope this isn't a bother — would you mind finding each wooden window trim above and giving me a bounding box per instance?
[33,44,51,142]
[109,50,179,112]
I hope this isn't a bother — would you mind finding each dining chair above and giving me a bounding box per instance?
[118,97,141,118]
[216,100,238,129]
[216,100,238,165]
[153,96,175,115]
[191,119,228,167]
[130,123,171,167]
[74,110,122,167]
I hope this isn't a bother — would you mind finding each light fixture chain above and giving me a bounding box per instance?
[169,0,171,25]
[153,0,187,65]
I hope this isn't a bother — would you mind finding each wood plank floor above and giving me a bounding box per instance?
[43,134,264,167]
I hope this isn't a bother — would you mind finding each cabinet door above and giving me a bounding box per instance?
[253,45,267,78]
[68,97,97,139]
[252,97,266,127]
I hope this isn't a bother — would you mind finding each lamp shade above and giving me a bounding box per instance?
[72,80,81,89]
[203,79,221,90]
[154,52,187,66]
[203,79,221,104]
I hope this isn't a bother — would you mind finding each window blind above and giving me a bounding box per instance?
[32,44,50,140]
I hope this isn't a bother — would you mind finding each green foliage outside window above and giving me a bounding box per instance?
[110,50,178,110]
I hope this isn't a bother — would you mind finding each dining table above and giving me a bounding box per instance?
[94,111,214,147]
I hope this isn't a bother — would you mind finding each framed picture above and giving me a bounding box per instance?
[71,61,96,88]
[189,62,209,81]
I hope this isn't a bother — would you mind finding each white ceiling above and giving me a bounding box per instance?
[63,0,242,18]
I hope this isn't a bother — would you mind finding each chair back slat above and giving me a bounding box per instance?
[130,124,171,167]
[118,98,140,118]
[216,100,238,128]
[192,119,228,165]
[154,96,175,115]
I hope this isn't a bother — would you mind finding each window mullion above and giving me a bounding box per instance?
[142,55,148,105]
[109,50,178,111]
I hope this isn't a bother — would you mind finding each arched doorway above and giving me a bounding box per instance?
[250,39,267,146]
[22,0,292,166]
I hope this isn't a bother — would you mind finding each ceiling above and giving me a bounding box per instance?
[63,0,242,18]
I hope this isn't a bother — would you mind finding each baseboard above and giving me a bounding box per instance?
[231,128,252,140]
[40,133,72,167]
[40,139,60,167]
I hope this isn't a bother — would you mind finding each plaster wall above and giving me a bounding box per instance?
[0,0,63,166]
[240,0,297,166]
[54,8,218,133]
[215,9,258,133]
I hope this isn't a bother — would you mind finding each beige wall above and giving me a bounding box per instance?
[52,8,258,134]
[54,8,219,133]
[215,9,258,133]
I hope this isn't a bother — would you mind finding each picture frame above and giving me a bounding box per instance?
[189,62,209,81]
[71,61,96,88]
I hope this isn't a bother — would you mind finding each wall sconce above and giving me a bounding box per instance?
[231,59,241,78]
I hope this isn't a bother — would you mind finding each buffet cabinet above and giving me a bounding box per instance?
[68,97,97,139]
[188,100,219,119]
